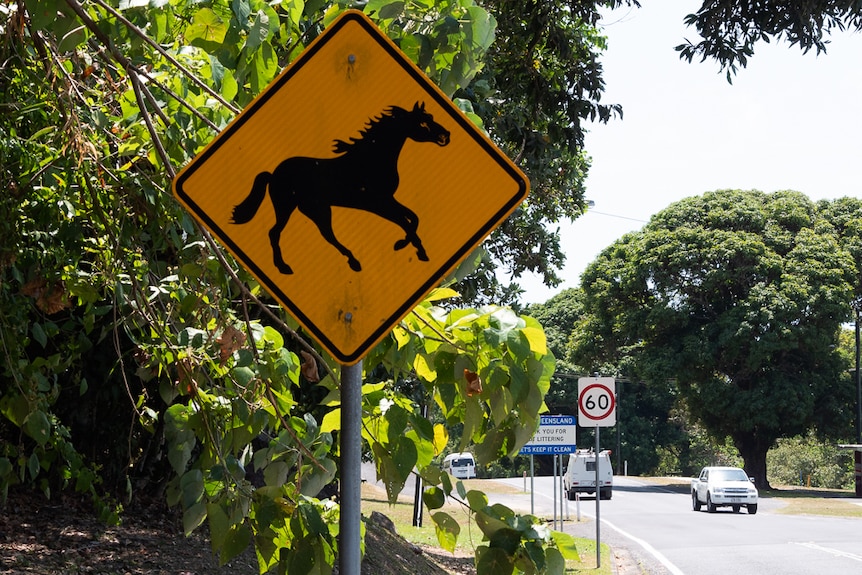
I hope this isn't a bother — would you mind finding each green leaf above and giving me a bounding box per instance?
[320,407,340,434]
[520,326,547,355]
[544,547,566,574]
[0,394,30,427]
[165,405,196,474]
[392,435,418,480]
[474,508,510,539]
[219,524,252,565]
[476,545,514,575]
[183,501,207,535]
[27,452,41,481]
[299,457,337,497]
[32,323,47,348]
[23,410,51,446]
[262,326,284,348]
[246,10,270,51]
[283,0,304,27]
[466,6,495,51]
[180,469,205,509]
[465,489,488,510]
[207,502,230,551]
[263,461,289,487]
[232,365,255,386]
[422,486,445,510]
[414,353,436,382]
[430,511,460,552]
[506,330,531,362]
[489,527,522,556]
[187,8,228,46]
[550,530,579,561]
[0,457,12,478]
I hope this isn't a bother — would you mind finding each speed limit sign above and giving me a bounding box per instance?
[578,377,616,426]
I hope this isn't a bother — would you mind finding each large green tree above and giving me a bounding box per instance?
[572,190,855,488]
[527,289,687,476]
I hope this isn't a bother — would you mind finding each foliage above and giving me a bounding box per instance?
[767,433,855,490]
[450,0,640,304]
[572,189,856,489]
[775,439,855,491]
[0,1,569,573]
[653,415,742,477]
[676,0,862,80]
[526,289,689,477]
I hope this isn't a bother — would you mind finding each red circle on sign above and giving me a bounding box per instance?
[578,383,616,422]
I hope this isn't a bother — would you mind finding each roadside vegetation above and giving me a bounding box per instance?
[6,2,862,574]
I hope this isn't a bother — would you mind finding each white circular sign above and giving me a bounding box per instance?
[578,379,616,426]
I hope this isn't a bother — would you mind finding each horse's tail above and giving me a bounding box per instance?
[231,171,271,224]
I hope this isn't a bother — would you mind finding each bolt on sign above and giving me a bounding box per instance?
[172,10,529,364]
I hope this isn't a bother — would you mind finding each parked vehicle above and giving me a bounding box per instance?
[442,452,476,479]
[691,466,758,514]
[563,449,613,500]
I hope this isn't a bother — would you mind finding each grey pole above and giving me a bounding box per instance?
[559,455,565,523]
[595,425,601,568]
[552,453,557,529]
[856,308,861,445]
[339,361,363,575]
[530,454,535,515]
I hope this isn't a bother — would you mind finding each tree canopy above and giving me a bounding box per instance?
[677,0,862,79]
[572,190,857,488]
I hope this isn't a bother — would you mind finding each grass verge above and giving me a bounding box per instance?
[361,482,614,574]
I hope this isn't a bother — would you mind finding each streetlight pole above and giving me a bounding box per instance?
[856,306,862,445]
[855,305,862,498]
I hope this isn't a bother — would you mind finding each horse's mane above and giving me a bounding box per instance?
[332,106,406,155]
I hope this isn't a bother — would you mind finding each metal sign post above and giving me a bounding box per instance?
[578,377,616,569]
[340,362,363,575]
[595,425,601,567]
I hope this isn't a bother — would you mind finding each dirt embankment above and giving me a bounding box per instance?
[0,491,473,575]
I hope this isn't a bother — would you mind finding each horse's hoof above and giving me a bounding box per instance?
[417,250,429,262]
[348,259,362,272]
[276,263,294,274]
[393,239,409,251]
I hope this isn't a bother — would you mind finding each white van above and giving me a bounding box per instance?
[441,452,476,479]
[563,449,613,500]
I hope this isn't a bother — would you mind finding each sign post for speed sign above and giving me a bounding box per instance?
[578,376,616,568]
[578,377,616,426]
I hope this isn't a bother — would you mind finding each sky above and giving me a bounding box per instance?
[515,1,862,304]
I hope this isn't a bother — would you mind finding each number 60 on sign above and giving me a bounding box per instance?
[578,377,616,427]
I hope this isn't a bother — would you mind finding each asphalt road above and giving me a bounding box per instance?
[490,475,862,575]
[360,464,862,574]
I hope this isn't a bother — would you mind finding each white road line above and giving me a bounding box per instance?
[580,510,686,575]
[792,541,862,562]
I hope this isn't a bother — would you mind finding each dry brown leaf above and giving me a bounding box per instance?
[21,279,70,314]
[300,350,320,382]
[216,325,246,365]
[464,369,482,397]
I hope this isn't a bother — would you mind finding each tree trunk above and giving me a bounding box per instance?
[735,433,772,490]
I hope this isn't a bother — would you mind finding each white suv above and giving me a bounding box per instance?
[691,466,758,514]
[564,449,613,500]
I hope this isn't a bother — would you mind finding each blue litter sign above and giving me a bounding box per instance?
[520,415,576,455]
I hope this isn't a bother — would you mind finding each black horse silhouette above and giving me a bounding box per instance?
[230,102,450,274]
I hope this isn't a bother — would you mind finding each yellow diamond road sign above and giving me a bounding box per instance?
[173,10,529,364]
